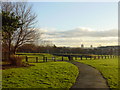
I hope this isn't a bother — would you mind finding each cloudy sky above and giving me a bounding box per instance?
[30,2,118,47]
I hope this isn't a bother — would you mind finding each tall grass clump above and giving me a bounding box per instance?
[10,55,23,66]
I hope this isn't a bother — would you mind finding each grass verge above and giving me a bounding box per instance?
[2,62,79,88]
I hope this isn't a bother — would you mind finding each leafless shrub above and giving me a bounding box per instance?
[10,55,23,66]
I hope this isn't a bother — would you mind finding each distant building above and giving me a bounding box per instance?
[81,44,84,48]
[90,45,93,48]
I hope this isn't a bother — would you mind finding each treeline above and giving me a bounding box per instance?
[17,44,117,55]
[17,44,85,54]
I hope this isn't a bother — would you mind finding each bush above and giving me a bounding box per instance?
[10,55,23,66]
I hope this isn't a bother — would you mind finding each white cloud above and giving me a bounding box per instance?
[46,27,118,38]
[38,27,118,47]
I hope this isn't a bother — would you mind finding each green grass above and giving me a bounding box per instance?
[76,58,118,88]
[4,53,117,88]
[2,62,79,88]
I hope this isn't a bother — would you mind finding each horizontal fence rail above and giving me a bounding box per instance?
[25,56,57,63]
[24,55,118,63]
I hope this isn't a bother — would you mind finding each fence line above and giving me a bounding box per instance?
[25,56,57,62]
[25,55,118,63]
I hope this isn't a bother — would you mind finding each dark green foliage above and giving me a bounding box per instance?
[2,11,22,39]
[2,10,23,62]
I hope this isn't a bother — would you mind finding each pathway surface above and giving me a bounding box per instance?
[67,61,109,89]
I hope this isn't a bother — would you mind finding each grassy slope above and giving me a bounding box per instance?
[76,58,118,88]
[2,62,79,88]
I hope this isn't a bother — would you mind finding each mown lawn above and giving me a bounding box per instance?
[76,58,118,88]
[2,62,79,88]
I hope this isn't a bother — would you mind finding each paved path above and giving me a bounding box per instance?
[68,61,109,89]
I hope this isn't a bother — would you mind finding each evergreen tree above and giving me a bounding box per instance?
[2,11,22,60]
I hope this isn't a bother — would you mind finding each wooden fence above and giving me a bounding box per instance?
[25,55,117,63]
[25,56,59,62]
[76,55,117,60]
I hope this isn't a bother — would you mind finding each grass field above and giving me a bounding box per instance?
[2,61,79,88]
[76,58,118,88]
[3,53,118,88]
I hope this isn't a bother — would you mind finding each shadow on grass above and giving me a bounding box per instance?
[2,63,35,70]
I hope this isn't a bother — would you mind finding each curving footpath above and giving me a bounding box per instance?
[68,61,109,89]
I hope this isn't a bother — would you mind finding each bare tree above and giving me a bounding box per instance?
[2,2,41,54]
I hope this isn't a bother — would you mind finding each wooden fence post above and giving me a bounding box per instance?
[105,56,106,59]
[86,57,87,60]
[98,56,100,59]
[90,56,92,60]
[94,56,96,60]
[43,56,45,62]
[113,55,115,58]
[68,56,73,61]
[26,56,28,62]
[62,57,64,61]
[36,57,38,63]
[101,56,103,59]
[46,57,47,62]
[80,56,82,60]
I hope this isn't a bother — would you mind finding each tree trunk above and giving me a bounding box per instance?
[13,46,17,55]
[8,33,11,61]
[8,41,11,61]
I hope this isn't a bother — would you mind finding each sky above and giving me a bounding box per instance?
[28,2,118,47]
